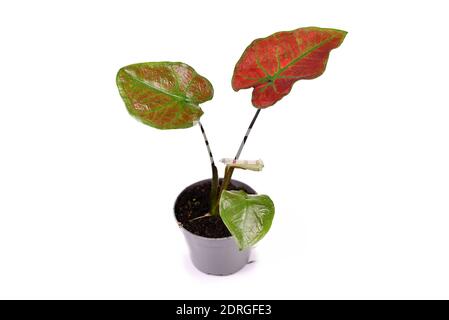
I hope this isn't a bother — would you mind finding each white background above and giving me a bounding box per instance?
[1,0,448,299]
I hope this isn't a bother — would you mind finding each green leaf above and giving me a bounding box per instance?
[116,62,213,129]
[220,190,275,250]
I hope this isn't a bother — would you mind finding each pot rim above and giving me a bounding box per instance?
[173,178,256,241]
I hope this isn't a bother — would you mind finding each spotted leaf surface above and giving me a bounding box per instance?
[116,62,213,129]
[220,190,275,250]
[232,27,347,108]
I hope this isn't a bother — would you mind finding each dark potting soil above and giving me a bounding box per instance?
[174,179,255,238]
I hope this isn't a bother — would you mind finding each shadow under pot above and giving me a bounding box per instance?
[174,178,256,276]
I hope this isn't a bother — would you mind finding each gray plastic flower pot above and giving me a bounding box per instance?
[174,179,255,276]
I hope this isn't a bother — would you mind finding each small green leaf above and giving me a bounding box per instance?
[116,62,213,129]
[220,190,275,250]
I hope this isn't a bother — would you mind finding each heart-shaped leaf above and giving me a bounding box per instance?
[220,190,275,250]
[116,62,213,129]
[232,27,347,108]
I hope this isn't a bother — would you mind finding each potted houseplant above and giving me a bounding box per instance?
[116,27,347,275]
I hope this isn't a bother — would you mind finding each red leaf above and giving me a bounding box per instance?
[232,27,347,108]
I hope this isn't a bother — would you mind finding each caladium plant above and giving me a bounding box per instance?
[116,27,347,250]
